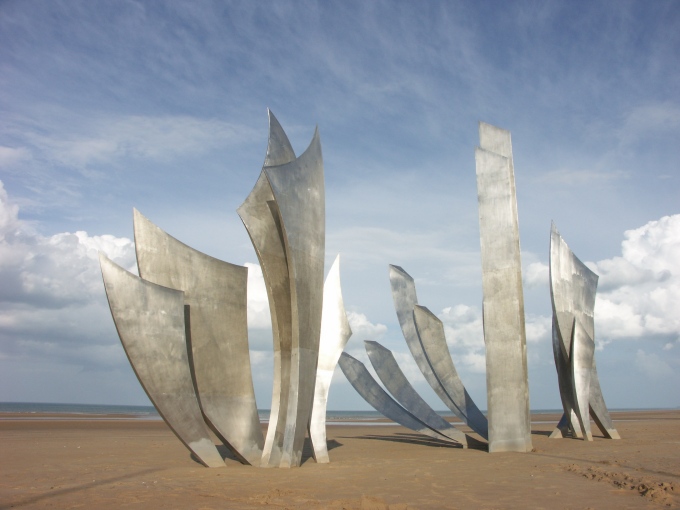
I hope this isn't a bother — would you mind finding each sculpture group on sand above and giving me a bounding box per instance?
[100,111,618,469]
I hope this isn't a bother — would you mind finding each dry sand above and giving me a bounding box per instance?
[1,410,678,509]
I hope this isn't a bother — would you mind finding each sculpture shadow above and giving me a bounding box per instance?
[327,439,343,451]
[214,445,244,464]
[343,433,474,450]
[299,437,343,465]
[209,439,344,467]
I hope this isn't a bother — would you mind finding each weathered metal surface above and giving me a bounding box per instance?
[549,319,583,439]
[239,111,325,467]
[237,110,297,467]
[264,127,324,468]
[388,265,467,419]
[238,170,292,467]
[364,341,467,446]
[338,353,459,444]
[133,210,263,464]
[412,305,488,439]
[549,223,620,440]
[309,255,353,463]
[475,122,532,453]
[99,254,224,468]
[571,318,594,441]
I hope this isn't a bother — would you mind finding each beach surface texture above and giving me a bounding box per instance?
[1,410,678,509]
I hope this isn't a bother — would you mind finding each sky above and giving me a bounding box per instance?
[1,0,679,412]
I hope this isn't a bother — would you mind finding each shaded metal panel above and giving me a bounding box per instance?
[133,210,263,465]
[549,223,620,440]
[264,108,296,167]
[388,265,465,420]
[571,318,594,441]
[550,318,583,439]
[475,122,532,453]
[237,110,297,467]
[338,353,458,444]
[549,224,582,439]
[309,255,353,463]
[412,305,488,439]
[238,171,292,467]
[264,127,325,467]
[364,341,467,446]
[99,254,224,468]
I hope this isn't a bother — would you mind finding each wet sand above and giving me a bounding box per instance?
[1,410,678,509]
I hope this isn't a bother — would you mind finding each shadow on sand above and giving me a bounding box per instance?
[342,432,487,451]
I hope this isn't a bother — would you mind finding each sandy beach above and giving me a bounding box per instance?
[1,410,678,509]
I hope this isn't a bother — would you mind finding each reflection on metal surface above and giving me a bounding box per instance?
[388,266,464,416]
[475,122,532,453]
[238,170,292,467]
[549,223,620,440]
[133,210,263,464]
[571,318,594,441]
[389,265,487,440]
[364,341,467,446]
[239,110,325,467]
[309,255,353,463]
[99,254,224,468]
[338,353,459,444]
[412,305,488,439]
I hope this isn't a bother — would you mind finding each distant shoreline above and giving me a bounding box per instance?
[1,406,677,426]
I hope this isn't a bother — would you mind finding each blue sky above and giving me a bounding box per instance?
[1,1,678,411]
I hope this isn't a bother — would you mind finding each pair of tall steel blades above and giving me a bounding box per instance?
[100,212,259,468]
[339,265,489,448]
[101,111,353,468]
[549,223,620,441]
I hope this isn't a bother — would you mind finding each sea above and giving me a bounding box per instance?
[0,402,666,425]
[0,402,396,423]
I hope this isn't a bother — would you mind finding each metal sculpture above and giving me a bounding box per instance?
[133,209,263,465]
[412,305,488,439]
[364,341,468,446]
[309,255,353,463]
[338,353,461,444]
[389,265,488,438]
[238,110,325,467]
[549,223,620,440]
[99,254,225,468]
[101,110,328,469]
[475,121,532,453]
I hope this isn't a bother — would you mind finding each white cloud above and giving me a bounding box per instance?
[244,262,271,330]
[523,261,549,288]
[0,180,136,368]
[525,314,551,344]
[439,304,485,373]
[460,351,486,374]
[0,228,135,309]
[346,311,387,340]
[438,303,550,373]
[591,215,680,344]
[440,304,484,350]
